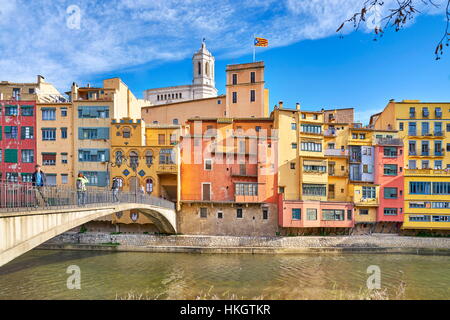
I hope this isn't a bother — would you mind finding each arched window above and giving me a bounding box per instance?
[153,120,158,124]
[173,118,179,125]
[115,151,123,166]
[206,62,209,76]
[146,178,153,193]
[122,127,131,138]
[129,151,139,167]
[145,150,153,165]
[198,61,201,75]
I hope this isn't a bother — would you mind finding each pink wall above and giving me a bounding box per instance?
[374,145,404,222]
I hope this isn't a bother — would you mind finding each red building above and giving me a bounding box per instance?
[374,137,404,229]
[0,101,37,182]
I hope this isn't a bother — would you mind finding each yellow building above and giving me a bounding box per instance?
[0,75,65,103]
[371,100,450,231]
[36,102,74,185]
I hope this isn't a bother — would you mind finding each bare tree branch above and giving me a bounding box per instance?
[337,0,450,59]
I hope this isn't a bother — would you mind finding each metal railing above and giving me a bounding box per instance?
[0,181,175,212]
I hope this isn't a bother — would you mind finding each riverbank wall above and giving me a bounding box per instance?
[37,232,450,255]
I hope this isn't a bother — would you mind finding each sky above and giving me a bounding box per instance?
[0,0,449,124]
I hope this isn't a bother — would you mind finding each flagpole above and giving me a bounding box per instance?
[253,34,256,62]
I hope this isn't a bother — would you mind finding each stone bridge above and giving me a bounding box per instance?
[0,184,177,267]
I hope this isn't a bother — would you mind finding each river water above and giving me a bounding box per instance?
[0,250,448,299]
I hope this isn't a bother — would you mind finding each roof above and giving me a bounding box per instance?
[142,95,226,109]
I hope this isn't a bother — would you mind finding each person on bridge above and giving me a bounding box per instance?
[76,173,89,206]
[111,177,120,202]
[32,164,47,207]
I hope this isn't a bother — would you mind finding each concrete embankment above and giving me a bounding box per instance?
[36,232,450,255]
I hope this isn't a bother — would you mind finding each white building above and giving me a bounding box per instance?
[143,41,218,105]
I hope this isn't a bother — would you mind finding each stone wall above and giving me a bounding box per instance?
[45,232,450,249]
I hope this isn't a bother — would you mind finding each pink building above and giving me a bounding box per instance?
[374,138,404,226]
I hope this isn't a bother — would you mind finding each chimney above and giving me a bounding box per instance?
[37,75,44,84]
[278,101,283,109]
[295,102,300,110]
[71,82,79,101]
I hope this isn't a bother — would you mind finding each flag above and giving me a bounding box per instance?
[254,37,268,47]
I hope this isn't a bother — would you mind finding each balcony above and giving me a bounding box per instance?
[324,129,337,137]
[434,131,444,137]
[435,151,444,157]
[157,164,177,173]
[404,168,450,176]
[231,166,258,177]
[376,138,403,146]
[324,149,349,157]
[350,153,362,163]
[421,151,429,156]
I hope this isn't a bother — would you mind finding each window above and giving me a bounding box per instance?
[41,128,56,141]
[290,162,296,169]
[4,149,18,163]
[5,106,18,116]
[421,122,429,135]
[115,151,123,165]
[232,74,237,85]
[235,183,258,196]
[61,174,68,184]
[302,113,306,119]
[61,108,67,117]
[435,122,443,136]
[384,208,398,216]
[61,127,67,139]
[173,118,179,125]
[250,72,256,83]
[21,150,34,163]
[21,173,33,183]
[408,141,416,155]
[5,126,18,139]
[362,186,376,199]
[146,179,153,193]
[301,124,321,134]
[205,159,212,170]
[61,153,68,164]
[6,172,18,182]
[384,164,398,176]
[301,142,322,152]
[232,92,237,103]
[42,153,56,165]
[359,209,369,215]
[262,208,268,220]
[408,122,416,136]
[359,134,366,139]
[129,151,139,167]
[159,149,175,164]
[20,106,34,116]
[384,187,398,199]
[236,208,243,219]
[78,106,109,118]
[409,107,415,118]
[408,160,416,169]
[399,122,404,131]
[432,182,450,195]
[422,107,429,117]
[322,209,344,221]
[200,207,208,218]
[421,141,429,156]
[303,163,326,172]
[291,143,297,149]
[217,211,223,219]
[409,182,431,194]
[302,184,326,196]
[21,126,34,139]
[435,107,442,118]
[384,147,397,157]
[422,160,429,169]
[145,150,153,165]
[435,141,443,156]
[42,108,56,120]
[79,149,108,162]
[292,208,301,220]
[122,127,131,138]
[250,90,256,102]
[158,134,165,145]
[434,160,443,170]
[170,134,177,145]
[306,208,317,220]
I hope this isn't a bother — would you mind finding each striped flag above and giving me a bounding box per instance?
[254,37,268,47]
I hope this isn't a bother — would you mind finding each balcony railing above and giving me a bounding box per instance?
[324,149,349,157]
[404,168,450,176]
[231,167,258,177]
[376,138,403,146]
[157,164,177,173]
[434,131,444,137]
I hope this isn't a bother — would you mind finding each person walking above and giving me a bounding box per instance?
[76,173,89,206]
[32,164,47,207]
[111,177,120,202]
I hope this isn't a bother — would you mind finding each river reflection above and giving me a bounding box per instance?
[0,250,448,299]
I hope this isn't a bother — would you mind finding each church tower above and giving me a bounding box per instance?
[191,40,217,99]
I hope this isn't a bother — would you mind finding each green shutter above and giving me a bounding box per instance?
[0,126,2,140]
[21,127,25,139]
[4,126,11,133]
[5,149,18,163]
[97,171,108,187]
[78,128,84,140]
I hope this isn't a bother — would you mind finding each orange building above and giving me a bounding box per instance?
[178,117,278,236]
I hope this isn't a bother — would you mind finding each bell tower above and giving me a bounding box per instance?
[192,39,215,88]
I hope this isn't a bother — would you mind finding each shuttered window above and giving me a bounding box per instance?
[4,149,18,163]
[42,153,56,165]
[21,126,34,139]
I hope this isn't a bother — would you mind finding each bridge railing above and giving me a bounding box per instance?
[0,181,175,212]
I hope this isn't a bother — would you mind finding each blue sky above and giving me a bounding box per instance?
[0,0,449,124]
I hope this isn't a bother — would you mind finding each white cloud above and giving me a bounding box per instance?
[0,0,444,91]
